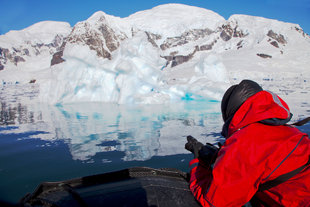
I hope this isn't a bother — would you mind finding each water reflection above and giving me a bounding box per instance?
[0,101,223,162]
[1,82,309,163]
[0,102,40,125]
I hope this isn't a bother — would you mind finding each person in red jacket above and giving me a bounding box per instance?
[185,80,310,206]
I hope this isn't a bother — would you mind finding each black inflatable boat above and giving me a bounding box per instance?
[20,167,201,207]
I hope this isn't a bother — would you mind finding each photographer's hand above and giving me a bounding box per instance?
[199,143,219,166]
[185,135,219,166]
[185,135,204,158]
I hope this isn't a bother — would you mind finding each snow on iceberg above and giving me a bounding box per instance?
[39,32,230,104]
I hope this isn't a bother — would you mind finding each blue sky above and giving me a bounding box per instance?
[0,0,309,35]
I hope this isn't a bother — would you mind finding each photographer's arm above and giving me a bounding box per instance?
[185,135,262,207]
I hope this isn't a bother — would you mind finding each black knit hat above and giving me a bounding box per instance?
[221,80,263,121]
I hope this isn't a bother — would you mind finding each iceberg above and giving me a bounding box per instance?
[38,32,230,104]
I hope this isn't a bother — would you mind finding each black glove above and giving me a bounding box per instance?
[185,135,219,165]
[198,143,219,166]
[185,135,204,158]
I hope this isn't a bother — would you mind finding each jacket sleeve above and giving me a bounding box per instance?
[189,136,264,207]
[189,158,215,207]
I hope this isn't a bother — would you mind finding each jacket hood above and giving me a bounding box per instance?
[225,90,292,138]
[221,80,263,122]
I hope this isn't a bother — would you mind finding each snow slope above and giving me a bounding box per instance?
[125,4,225,38]
[0,21,71,80]
[0,21,71,47]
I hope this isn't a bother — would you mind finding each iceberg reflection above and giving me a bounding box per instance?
[0,101,223,162]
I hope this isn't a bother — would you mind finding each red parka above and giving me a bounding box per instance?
[189,90,310,206]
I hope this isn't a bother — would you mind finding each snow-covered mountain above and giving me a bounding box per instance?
[0,21,71,71]
[1,4,309,104]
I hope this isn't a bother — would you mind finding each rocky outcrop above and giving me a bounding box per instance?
[146,32,161,48]
[267,30,287,44]
[199,40,217,51]
[0,34,67,69]
[162,47,198,67]
[236,40,243,49]
[50,18,129,66]
[51,50,65,66]
[51,41,67,66]
[99,24,122,52]
[64,20,127,61]
[220,24,247,41]
[67,28,112,59]
[294,26,310,38]
[13,56,25,65]
[160,29,213,50]
[270,41,279,48]
[220,26,232,41]
[1,48,10,60]
[257,53,272,58]
[0,47,25,66]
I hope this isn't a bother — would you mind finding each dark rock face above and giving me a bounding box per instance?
[51,41,67,66]
[162,47,198,67]
[51,51,65,66]
[64,21,126,62]
[67,33,111,60]
[13,56,25,65]
[171,55,190,67]
[220,29,232,42]
[0,34,67,69]
[267,30,287,44]
[220,24,247,42]
[270,41,279,48]
[50,20,127,66]
[146,32,161,48]
[199,40,217,51]
[49,17,130,66]
[294,26,310,38]
[237,40,243,49]
[98,24,120,52]
[257,53,272,58]
[160,29,213,50]
[0,47,26,66]
[0,47,7,69]
[199,44,213,51]
[23,48,30,56]
[1,48,11,59]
